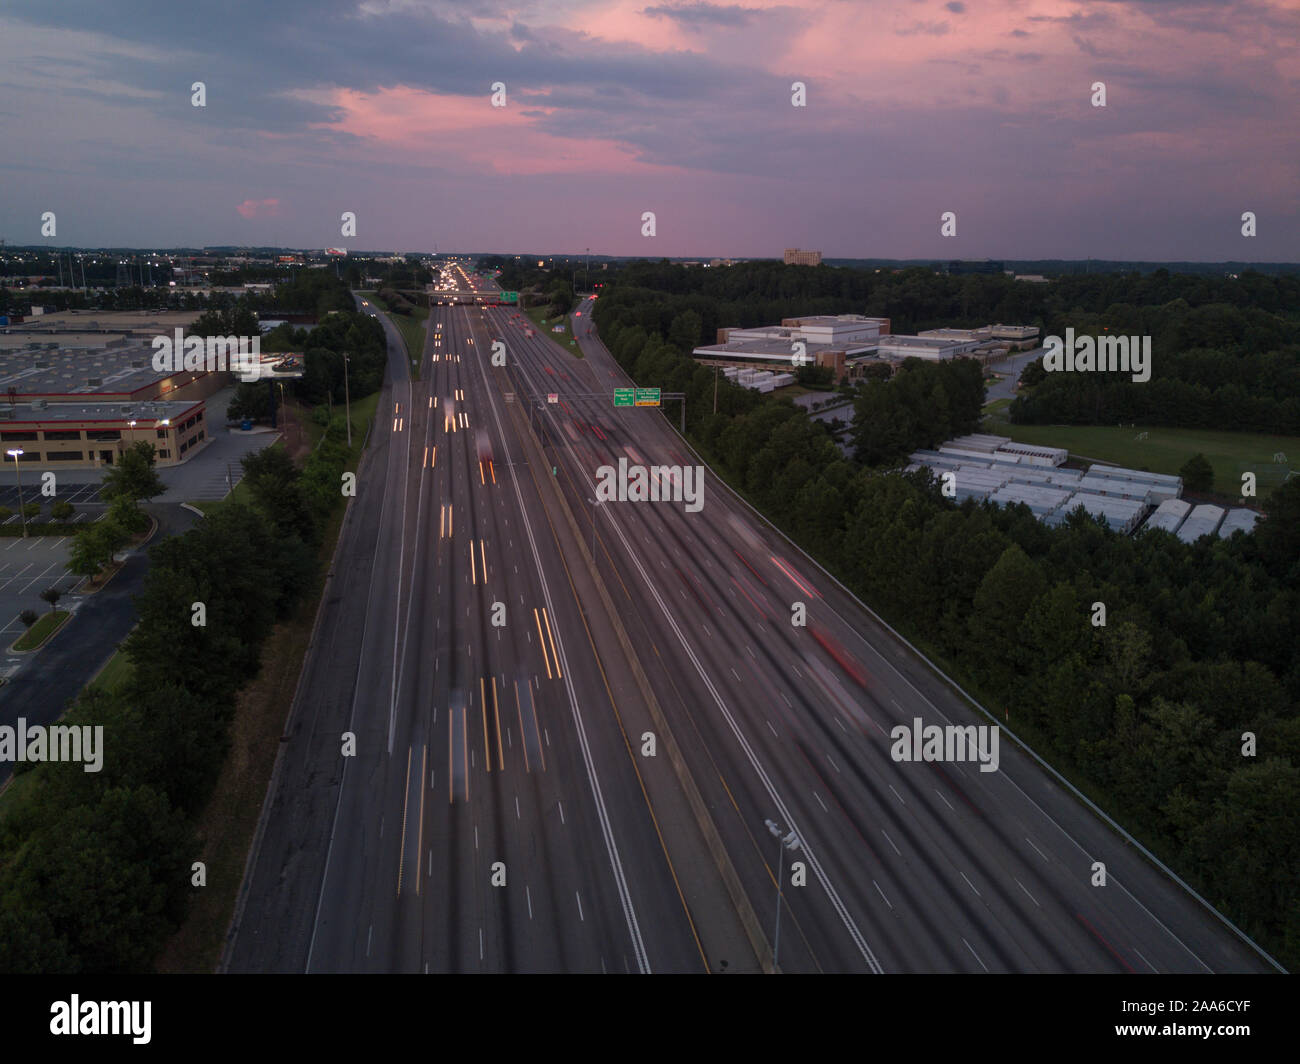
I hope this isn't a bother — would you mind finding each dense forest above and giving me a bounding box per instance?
[591,261,1300,969]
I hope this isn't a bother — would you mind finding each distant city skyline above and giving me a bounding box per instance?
[2,1,1297,260]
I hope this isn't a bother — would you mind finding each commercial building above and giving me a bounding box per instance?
[0,400,207,466]
[919,327,993,343]
[695,314,890,384]
[0,310,232,466]
[876,335,982,360]
[783,249,822,266]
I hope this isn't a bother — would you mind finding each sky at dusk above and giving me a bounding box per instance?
[2,0,1297,260]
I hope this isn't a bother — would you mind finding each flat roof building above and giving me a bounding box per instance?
[877,335,982,360]
[1217,508,1259,538]
[1176,504,1226,543]
[1142,498,1191,535]
[783,249,822,266]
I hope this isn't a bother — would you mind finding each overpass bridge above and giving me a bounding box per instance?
[427,287,516,306]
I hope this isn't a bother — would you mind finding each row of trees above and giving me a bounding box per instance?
[850,359,985,465]
[0,409,360,971]
[591,268,1300,969]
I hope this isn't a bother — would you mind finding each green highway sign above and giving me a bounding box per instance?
[614,388,635,407]
[500,291,519,303]
[635,387,661,407]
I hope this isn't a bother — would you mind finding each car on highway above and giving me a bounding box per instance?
[810,625,870,689]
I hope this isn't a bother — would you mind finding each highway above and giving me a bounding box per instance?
[225,268,1277,974]
[226,272,754,973]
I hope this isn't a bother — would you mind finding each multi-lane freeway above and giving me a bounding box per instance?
[224,270,1278,973]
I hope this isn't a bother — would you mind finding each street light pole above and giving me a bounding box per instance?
[7,449,27,537]
[765,819,801,972]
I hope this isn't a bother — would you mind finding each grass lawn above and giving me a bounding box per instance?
[523,304,584,358]
[367,294,428,380]
[982,416,1299,496]
[87,648,134,694]
[14,610,70,651]
[983,397,1012,415]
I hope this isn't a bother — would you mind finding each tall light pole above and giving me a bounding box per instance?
[7,448,27,538]
[764,819,801,972]
[342,353,352,447]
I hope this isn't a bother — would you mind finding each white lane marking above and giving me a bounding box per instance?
[888,784,905,805]
[1013,877,1040,908]
[960,871,981,897]
[1133,946,1158,973]
[873,880,892,910]
[813,792,828,812]
[1025,837,1050,863]
[558,800,565,824]
[527,886,533,920]
[962,937,989,972]
[935,789,954,811]
[576,892,585,922]
[827,753,840,774]
[882,829,901,856]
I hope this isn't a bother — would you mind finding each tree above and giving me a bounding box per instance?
[19,608,38,629]
[50,500,74,521]
[1179,452,1214,493]
[108,494,149,536]
[66,524,115,584]
[21,502,40,520]
[39,586,62,614]
[101,441,164,502]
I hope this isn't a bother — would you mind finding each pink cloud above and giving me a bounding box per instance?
[236,197,281,218]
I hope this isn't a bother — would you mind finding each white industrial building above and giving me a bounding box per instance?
[1176,505,1226,543]
[1217,509,1259,538]
[1142,498,1192,534]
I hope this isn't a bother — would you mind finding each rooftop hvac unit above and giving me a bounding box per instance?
[34,399,48,410]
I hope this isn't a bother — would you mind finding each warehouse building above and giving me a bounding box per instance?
[1217,509,1259,538]
[1142,498,1192,535]
[1176,505,1226,543]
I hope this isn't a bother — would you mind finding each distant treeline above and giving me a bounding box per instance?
[1009,297,1300,433]
[592,268,1300,970]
